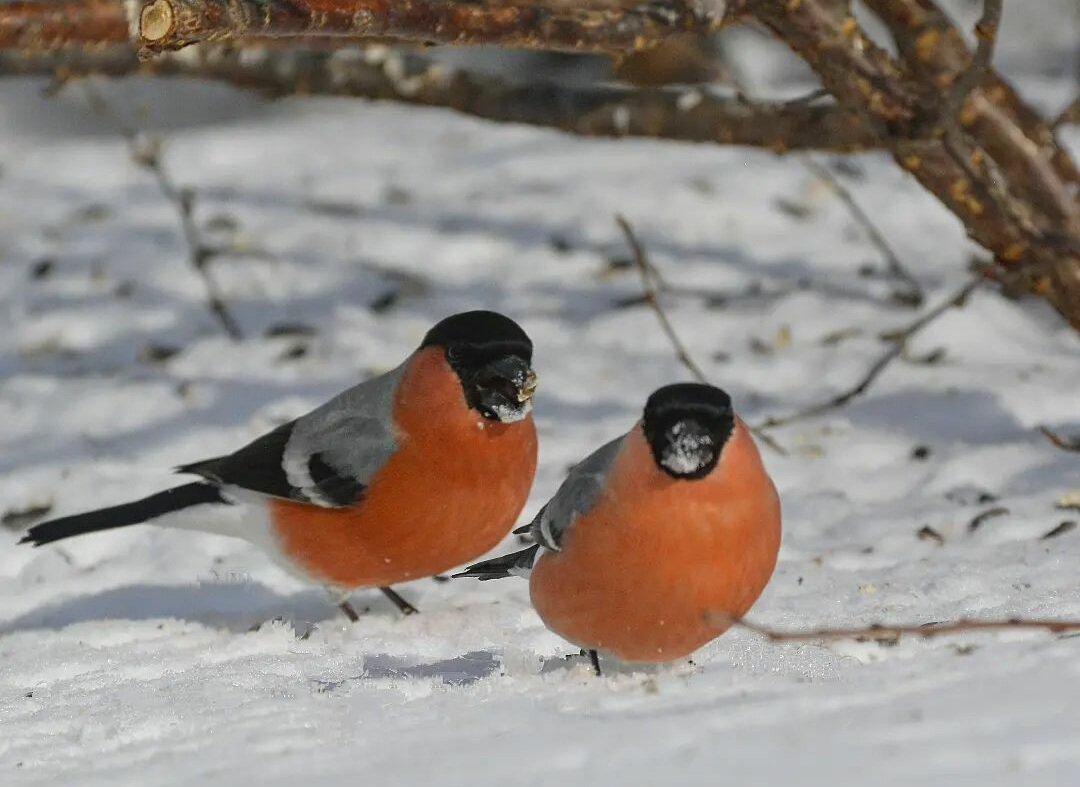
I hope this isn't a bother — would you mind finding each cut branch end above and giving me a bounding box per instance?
[140,0,175,42]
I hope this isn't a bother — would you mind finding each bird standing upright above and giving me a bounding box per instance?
[21,311,539,620]
[457,383,780,672]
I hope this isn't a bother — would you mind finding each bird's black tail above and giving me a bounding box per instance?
[20,482,228,547]
[454,544,540,581]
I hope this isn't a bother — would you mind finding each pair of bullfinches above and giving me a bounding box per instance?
[22,311,782,673]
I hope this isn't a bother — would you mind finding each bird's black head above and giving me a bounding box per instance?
[642,383,735,480]
[422,310,537,423]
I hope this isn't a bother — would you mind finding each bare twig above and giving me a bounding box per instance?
[757,278,981,429]
[82,83,244,340]
[615,215,786,456]
[711,49,925,308]
[967,506,1009,533]
[802,156,924,306]
[617,215,708,383]
[1039,426,1080,453]
[712,613,1080,642]
[758,344,903,430]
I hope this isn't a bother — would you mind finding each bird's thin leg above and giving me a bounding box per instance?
[338,599,361,622]
[587,649,602,676]
[380,586,419,616]
[326,586,361,622]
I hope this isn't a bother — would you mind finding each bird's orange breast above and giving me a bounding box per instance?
[529,421,780,662]
[270,347,538,590]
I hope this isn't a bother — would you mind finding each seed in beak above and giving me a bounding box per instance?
[518,369,538,402]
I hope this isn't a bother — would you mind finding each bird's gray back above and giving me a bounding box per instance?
[283,362,405,505]
[533,434,624,551]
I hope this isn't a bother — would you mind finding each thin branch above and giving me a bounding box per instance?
[757,278,981,429]
[711,48,924,308]
[802,156,924,306]
[713,613,1080,643]
[82,83,244,340]
[1039,426,1080,453]
[617,214,708,383]
[134,0,718,57]
[0,45,882,154]
[615,214,787,456]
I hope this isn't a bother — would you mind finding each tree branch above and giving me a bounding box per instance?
[802,155,923,305]
[746,0,1080,333]
[938,0,1002,128]
[0,0,130,51]
[3,0,1078,332]
[0,43,883,153]
[1039,426,1080,453]
[935,0,1034,249]
[82,83,244,340]
[616,214,787,455]
[862,0,1080,191]
[756,278,981,429]
[617,214,708,383]
[134,0,718,57]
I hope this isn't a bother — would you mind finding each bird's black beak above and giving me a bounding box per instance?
[475,355,537,422]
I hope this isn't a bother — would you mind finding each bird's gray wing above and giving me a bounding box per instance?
[530,434,624,551]
[178,363,404,507]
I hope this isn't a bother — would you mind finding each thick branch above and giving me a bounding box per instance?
[872,0,1079,237]
[135,0,716,56]
[862,0,1080,191]
[0,0,130,51]
[0,44,881,152]
[746,0,1080,332]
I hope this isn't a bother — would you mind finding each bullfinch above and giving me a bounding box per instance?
[457,383,780,673]
[22,310,539,620]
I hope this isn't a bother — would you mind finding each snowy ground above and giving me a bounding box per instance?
[1,20,1079,786]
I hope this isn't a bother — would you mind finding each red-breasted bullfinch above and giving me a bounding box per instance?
[22,311,539,620]
[457,383,780,673]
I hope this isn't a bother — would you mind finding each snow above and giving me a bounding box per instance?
[1,19,1079,785]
